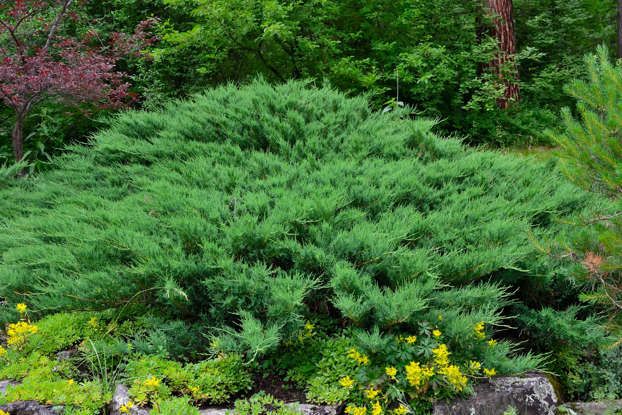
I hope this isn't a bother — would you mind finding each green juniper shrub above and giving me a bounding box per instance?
[517,306,610,399]
[129,316,206,360]
[0,81,612,402]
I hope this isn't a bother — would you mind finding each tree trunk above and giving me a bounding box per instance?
[12,115,25,162]
[486,0,520,109]
[618,0,622,58]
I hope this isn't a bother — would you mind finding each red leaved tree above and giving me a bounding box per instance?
[0,0,154,163]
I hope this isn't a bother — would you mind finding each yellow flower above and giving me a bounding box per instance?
[385,366,397,379]
[345,406,367,415]
[487,339,497,348]
[372,401,382,415]
[120,401,134,414]
[431,344,450,367]
[432,329,441,338]
[16,303,27,314]
[88,317,99,328]
[439,364,468,392]
[0,346,7,358]
[474,321,486,340]
[67,379,75,385]
[347,348,370,365]
[405,336,417,344]
[0,410,8,415]
[468,360,481,373]
[393,405,409,415]
[483,368,497,377]
[339,376,355,389]
[304,321,315,332]
[365,387,380,399]
[143,376,161,388]
[6,321,38,348]
[405,361,434,388]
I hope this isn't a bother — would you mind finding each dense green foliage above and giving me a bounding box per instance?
[550,47,622,315]
[0,309,253,414]
[0,0,617,162]
[545,46,622,400]
[0,0,620,411]
[0,82,613,404]
[125,354,252,405]
[142,0,614,145]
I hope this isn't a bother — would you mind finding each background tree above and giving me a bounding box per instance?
[0,0,152,163]
[485,0,520,108]
[550,46,622,314]
[0,0,616,161]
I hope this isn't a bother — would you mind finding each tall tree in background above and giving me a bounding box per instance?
[0,0,153,163]
[486,0,520,108]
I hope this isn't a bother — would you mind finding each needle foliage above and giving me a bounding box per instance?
[0,80,606,362]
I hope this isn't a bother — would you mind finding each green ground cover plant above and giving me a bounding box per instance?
[0,81,617,411]
[0,306,253,414]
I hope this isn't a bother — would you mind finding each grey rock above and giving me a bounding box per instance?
[0,380,63,414]
[0,401,63,415]
[294,403,338,415]
[109,384,150,415]
[199,408,230,415]
[433,373,558,415]
[560,400,622,415]
[0,380,18,395]
[55,350,77,361]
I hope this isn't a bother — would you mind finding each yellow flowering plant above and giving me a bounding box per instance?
[315,314,524,415]
[16,303,27,316]
[331,329,483,415]
[6,321,38,349]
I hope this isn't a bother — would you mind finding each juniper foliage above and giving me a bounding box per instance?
[0,81,603,361]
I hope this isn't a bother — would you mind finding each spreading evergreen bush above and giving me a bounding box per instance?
[0,81,607,372]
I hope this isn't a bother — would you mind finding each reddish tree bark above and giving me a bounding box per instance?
[486,0,520,109]
[12,115,24,162]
